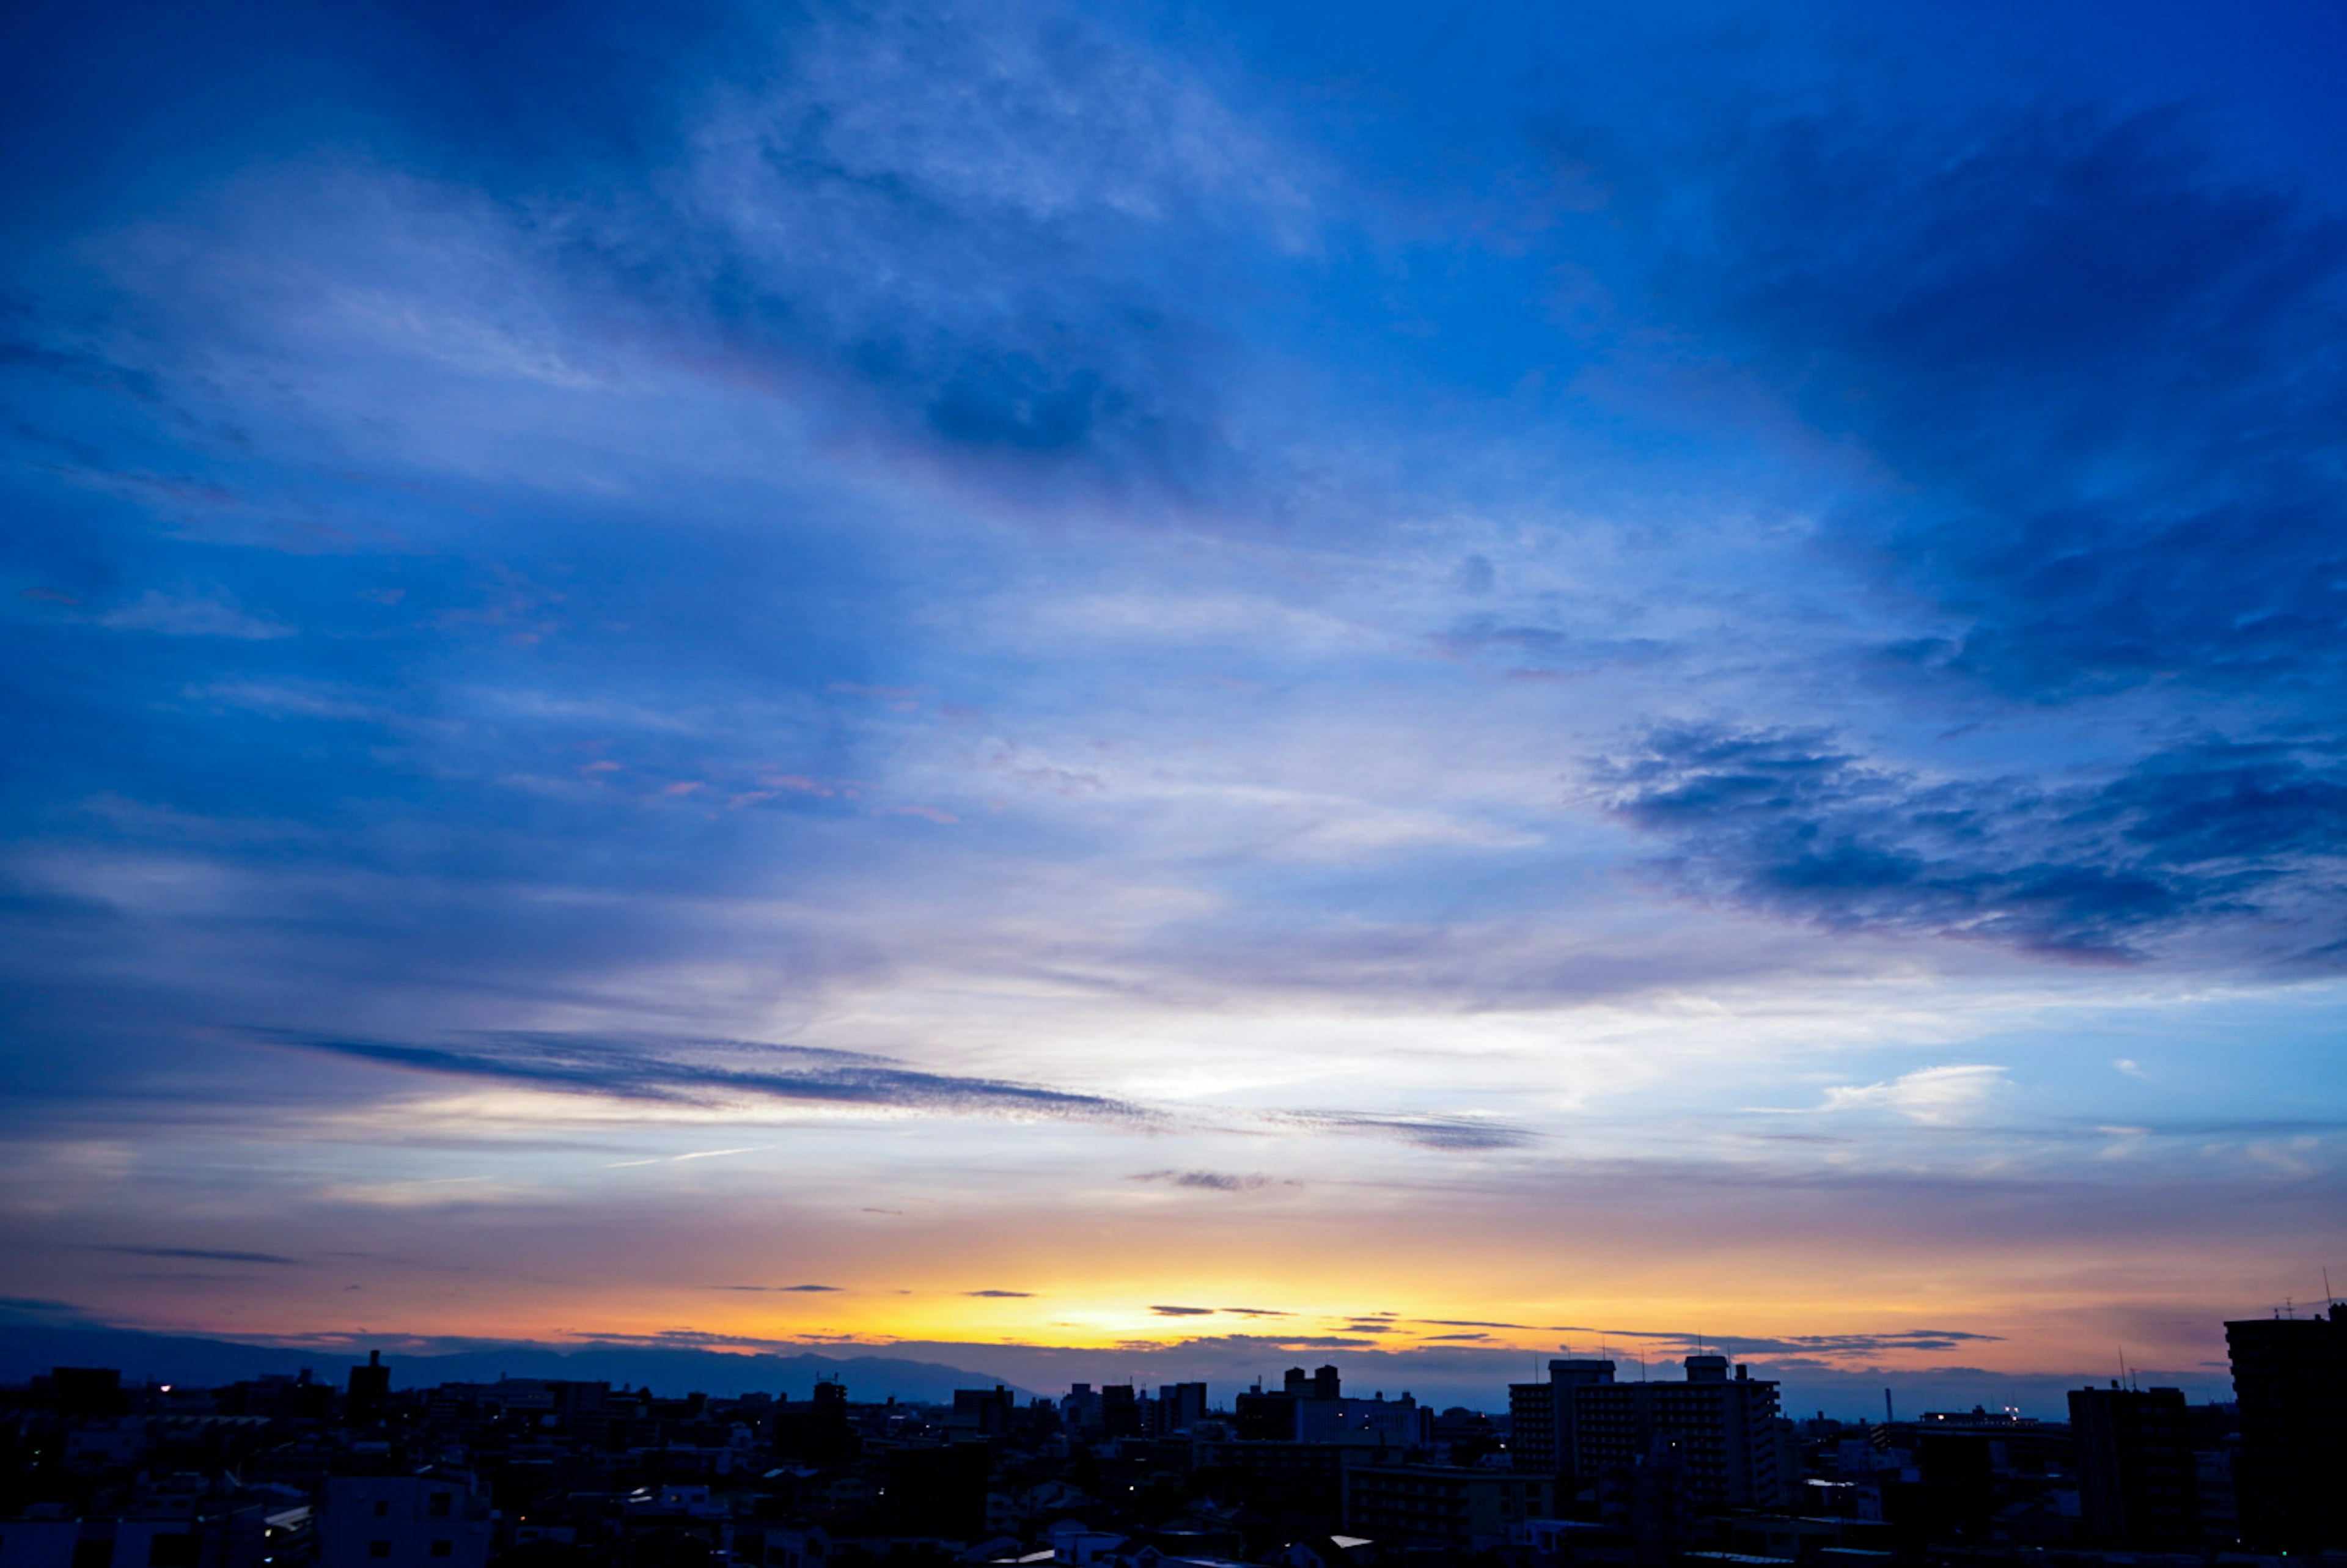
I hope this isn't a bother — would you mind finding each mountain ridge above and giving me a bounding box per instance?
[0,1321,1034,1402]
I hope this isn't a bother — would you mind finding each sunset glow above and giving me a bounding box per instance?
[6,0,2347,1418]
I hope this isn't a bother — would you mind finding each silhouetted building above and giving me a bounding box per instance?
[1100,1382,1140,1438]
[1571,1355,1786,1509]
[771,1380,859,1466]
[347,1351,389,1425]
[1511,1358,1619,1482]
[1342,1465,1552,1545]
[1157,1382,1208,1433]
[1551,1358,1620,1485]
[318,1472,491,1568]
[1060,1381,1101,1435]
[879,1444,991,1536]
[1281,1365,1341,1401]
[43,1367,127,1418]
[949,1385,1013,1435]
[2227,1303,2347,1550]
[1232,1387,1428,1446]
[2069,1385,2200,1547]
[1598,1432,1694,1567]
[1508,1379,1555,1473]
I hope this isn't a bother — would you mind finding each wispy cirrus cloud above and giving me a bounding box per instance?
[263,1031,1151,1124]
[100,1246,304,1266]
[1129,1169,1284,1190]
[1273,1112,1538,1151]
[711,1283,841,1293]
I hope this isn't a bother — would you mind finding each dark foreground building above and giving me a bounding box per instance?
[2067,1385,2198,1547]
[2226,1303,2347,1551]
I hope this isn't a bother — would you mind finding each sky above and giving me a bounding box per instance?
[4,0,2347,1416]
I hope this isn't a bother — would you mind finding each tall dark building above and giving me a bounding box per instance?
[1550,1360,1617,1482]
[1100,1382,1140,1438]
[1510,1359,1618,1481]
[2227,1304,2347,1551]
[1282,1365,1341,1401]
[950,1385,1013,1435]
[773,1379,860,1465]
[1507,1379,1556,1473]
[1158,1382,1208,1432]
[1571,1355,1786,1509]
[2068,1385,2200,1547]
[347,1349,390,1424]
[1235,1386,1297,1440]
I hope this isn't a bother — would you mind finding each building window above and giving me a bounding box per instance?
[373,1504,389,1519]
[368,1545,391,1559]
[429,1545,453,1559]
[428,1496,451,1519]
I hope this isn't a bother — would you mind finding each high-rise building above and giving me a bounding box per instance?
[1507,1380,1555,1473]
[1510,1359,1618,1481]
[1570,1355,1787,1509]
[346,1350,389,1425]
[2068,1385,2200,1547]
[1100,1383,1140,1438]
[1060,1381,1101,1435]
[2226,1303,2347,1551]
[950,1385,1013,1435]
[1158,1382,1209,1432]
[1550,1360,1617,1483]
[1282,1365,1342,1401]
[1233,1385,1429,1446]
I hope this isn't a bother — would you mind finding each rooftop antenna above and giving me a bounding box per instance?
[2326,1267,2335,1307]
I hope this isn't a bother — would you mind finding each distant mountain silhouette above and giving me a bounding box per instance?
[0,1321,1032,1401]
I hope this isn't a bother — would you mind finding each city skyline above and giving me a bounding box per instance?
[6,0,2347,1400]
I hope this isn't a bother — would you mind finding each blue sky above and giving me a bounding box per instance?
[4,0,2346,1412]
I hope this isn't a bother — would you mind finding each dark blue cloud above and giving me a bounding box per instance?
[1128,1169,1280,1191]
[379,1,1264,502]
[1581,1326,2000,1357]
[1593,101,2347,700]
[1603,724,2347,961]
[1275,1111,1538,1150]
[713,1283,842,1293]
[100,1247,304,1266]
[265,1030,1151,1121]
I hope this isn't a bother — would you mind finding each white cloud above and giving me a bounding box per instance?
[1818,1064,2012,1124]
